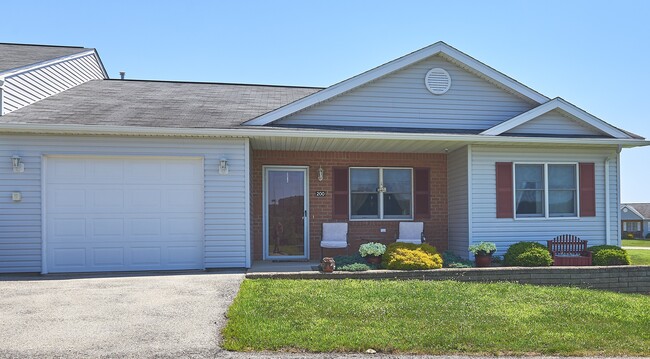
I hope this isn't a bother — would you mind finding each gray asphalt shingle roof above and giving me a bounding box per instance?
[0,43,92,73]
[0,79,322,128]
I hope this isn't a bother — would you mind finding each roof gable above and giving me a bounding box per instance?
[503,109,609,137]
[481,98,633,139]
[622,203,650,219]
[244,41,549,126]
[273,53,536,132]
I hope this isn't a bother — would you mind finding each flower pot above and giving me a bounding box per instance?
[474,253,492,267]
[365,255,382,265]
[321,257,335,273]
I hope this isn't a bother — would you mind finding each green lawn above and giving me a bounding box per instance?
[223,279,650,355]
[622,239,650,247]
[628,249,650,265]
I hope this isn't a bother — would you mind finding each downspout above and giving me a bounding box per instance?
[604,145,622,246]
[0,78,5,116]
[605,156,611,245]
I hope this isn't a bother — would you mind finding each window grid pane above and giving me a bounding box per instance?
[349,168,412,220]
[515,164,544,217]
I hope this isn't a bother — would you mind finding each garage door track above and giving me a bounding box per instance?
[0,271,244,358]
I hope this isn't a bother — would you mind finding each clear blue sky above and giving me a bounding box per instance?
[4,0,649,202]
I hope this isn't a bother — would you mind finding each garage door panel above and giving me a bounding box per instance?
[92,247,125,266]
[46,157,204,273]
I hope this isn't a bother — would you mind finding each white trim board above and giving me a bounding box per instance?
[480,98,632,139]
[0,123,647,147]
[243,41,549,126]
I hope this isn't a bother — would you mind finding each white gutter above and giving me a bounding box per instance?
[0,123,648,147]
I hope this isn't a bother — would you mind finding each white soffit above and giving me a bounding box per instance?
[480,98,632,139]
[244,41,549,126]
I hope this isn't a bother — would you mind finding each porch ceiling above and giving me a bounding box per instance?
[248,135,466,153]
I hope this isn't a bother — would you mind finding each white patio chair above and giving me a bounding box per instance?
[396,222,425,244]
[320,222,349,258]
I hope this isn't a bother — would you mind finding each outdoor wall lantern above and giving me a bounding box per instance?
[317,166,324,182]
[11,155,24,173]
[219,157,229,175]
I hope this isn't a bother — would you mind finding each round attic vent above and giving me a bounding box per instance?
[623,208,629,213]
[424,68,451,95]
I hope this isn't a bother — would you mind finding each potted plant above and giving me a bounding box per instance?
[320,257,336,273]
[469,242,497,267]
[359,242,387,265]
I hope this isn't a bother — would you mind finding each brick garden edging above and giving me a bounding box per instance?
[246,265,650,294]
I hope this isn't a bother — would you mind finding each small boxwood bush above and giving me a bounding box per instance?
[515,247,553,267]
[587,244,623,254]
[646,233,650,239]
[626,233,635,239]
[591,248,631,266]
[332,253,365,267]
[337,263,371,271]
[504,241,549,266]
[442,251,474,268]
[382,242,443,270]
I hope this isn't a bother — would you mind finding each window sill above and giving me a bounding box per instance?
[512,216,581,221]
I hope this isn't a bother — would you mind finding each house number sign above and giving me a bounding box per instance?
[315,191,327,197]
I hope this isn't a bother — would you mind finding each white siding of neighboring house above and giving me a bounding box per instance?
[0,135,249,273]
[505,110,607,136]
[469,145,619,257]
[447,145,469,258]
[2,53,105,114]
[276,54,536,131]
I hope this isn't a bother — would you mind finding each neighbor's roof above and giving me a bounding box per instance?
[0,79,322,128]
[622,203,650,219]
[0,43,93,74]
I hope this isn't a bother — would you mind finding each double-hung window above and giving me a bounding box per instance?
[349,168,412,220]
[514,163,578,218]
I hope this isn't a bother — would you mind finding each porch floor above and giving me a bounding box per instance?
[247,260,320,273]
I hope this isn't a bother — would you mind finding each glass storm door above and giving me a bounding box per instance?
[263,167,309,260]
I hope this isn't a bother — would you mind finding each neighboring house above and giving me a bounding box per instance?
[620,203,650,239]
[0,41,646,274]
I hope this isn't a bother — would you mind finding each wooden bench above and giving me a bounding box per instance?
[547,234,592,266]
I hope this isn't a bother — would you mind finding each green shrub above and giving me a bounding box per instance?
[332,253,365,267]
[514,247,553,267]
[382,242,442,270]
[442,251,474,268]
[592,249,631,266]
[626,233,635,239]
[587,245,623,255]
[337,263,371,271]
[646,233,650,239]
[503,242,548,266]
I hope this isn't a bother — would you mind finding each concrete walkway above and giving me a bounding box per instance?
[0,270,244,358]
[623,246,650,250]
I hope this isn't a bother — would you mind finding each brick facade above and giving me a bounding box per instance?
[251,150,448,260]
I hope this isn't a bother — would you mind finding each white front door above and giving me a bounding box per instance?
[44,156,204,273]
[263,166,309,260]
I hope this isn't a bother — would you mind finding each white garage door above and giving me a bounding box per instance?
[45,156,204,273]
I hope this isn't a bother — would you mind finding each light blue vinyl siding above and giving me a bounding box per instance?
[505,110,606,136]
[0,135,248,273]
[447,146,469,258]
[276,54,536,131]
[469,145,619,257]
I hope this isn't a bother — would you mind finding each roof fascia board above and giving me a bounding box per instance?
[244,42,549,126]
[622,204,645,219]
[0,49,106,79]
[0,122,647,147]
[481,98,631,139]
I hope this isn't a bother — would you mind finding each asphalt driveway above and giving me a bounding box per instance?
[0,271,244,358]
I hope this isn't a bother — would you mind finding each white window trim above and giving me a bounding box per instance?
[512,162,580,220]
[349,167,414,221]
